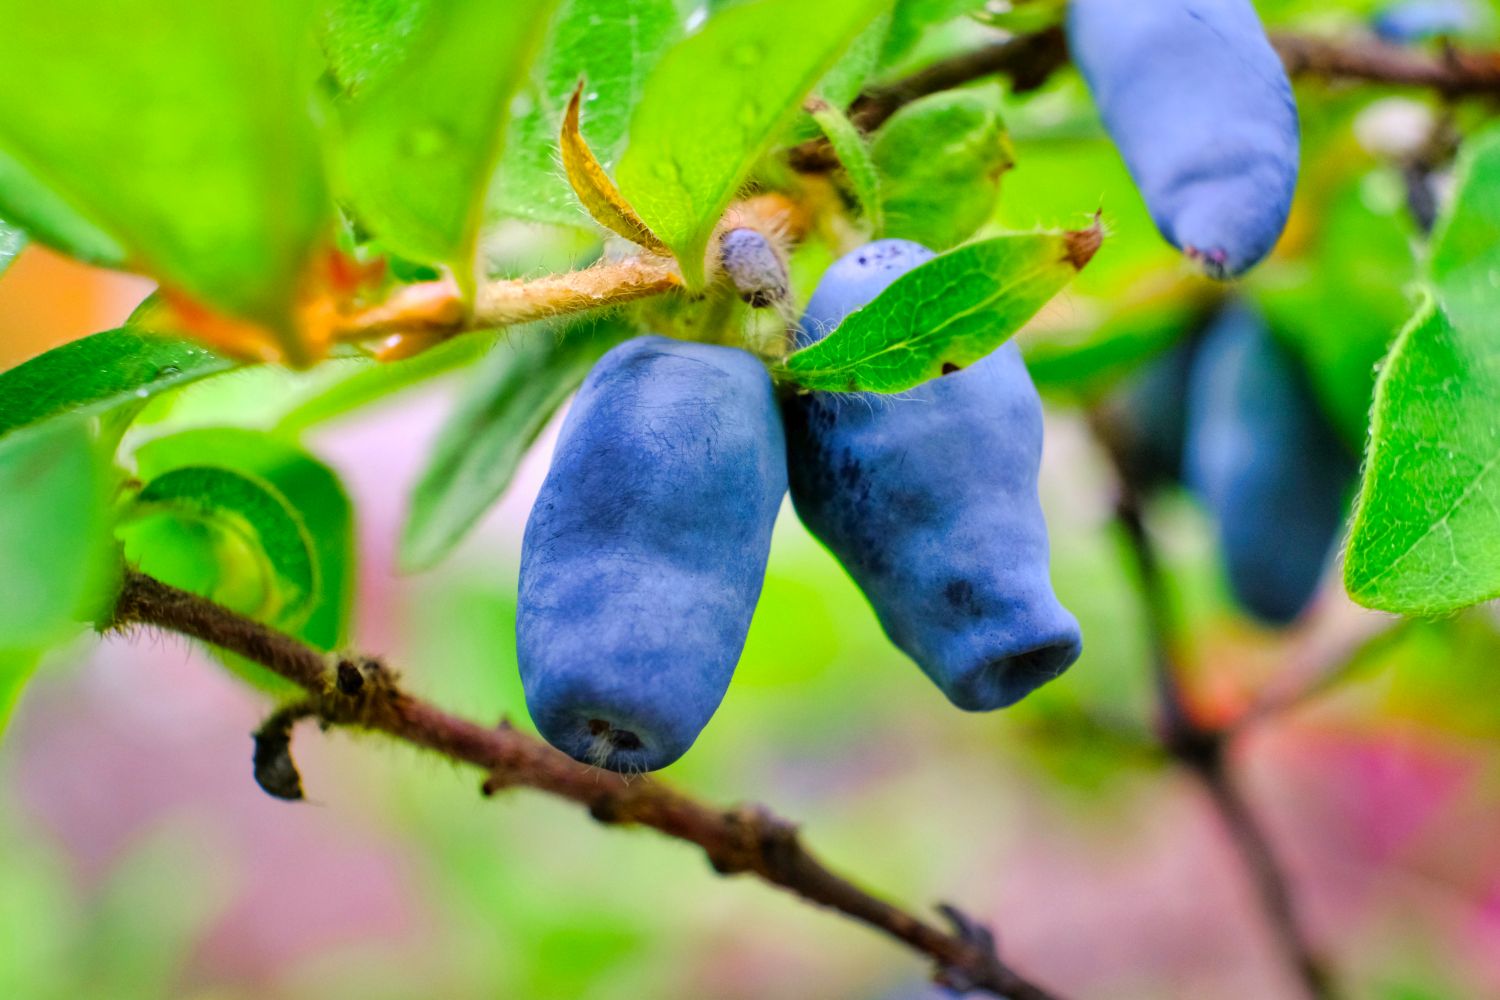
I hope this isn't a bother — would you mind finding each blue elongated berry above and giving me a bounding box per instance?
[784,240,1082,711]
[517,335,786,772]
[1100,341,1196,494]
[1183,302,1356,625]
[1373,0,1482,42]
[1068,0,1299,277]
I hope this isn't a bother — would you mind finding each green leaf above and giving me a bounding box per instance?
[275,331,496,434]
[1343,299,1500,614]
[807,99,884,233]
[0,216,24,277]
[881,0,981,68]
[1344,127,1500,615]
[0,1,331,359]
[320,0,434,96]
[0,651,40,739]
[491,0,680,229]
[1428,126,1500,334]
[330,0,559,292]
[133,431,354,651]
[780,227,1099,393]
[123,467,318,628]
[0,420,114,651]
[0,329,236,441]
[0,151,124,268]
[614,0,887,287]
[871,88,1012,251]
[786,11,892,142]
[402,318,629,570]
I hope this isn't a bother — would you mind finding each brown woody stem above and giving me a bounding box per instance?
[109,570,1061,1000]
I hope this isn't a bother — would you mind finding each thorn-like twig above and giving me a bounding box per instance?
[109,570,1061,1000]
[252,699,318,801]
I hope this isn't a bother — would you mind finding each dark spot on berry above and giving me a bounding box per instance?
[943,578,984,618]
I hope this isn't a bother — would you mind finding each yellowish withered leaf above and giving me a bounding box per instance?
[560,82,669,255]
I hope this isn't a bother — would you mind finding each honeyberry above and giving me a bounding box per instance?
[1069,0,1299,277]
[517,336,786,772]
[1183,302,1356,624]
[783,240,1082,710]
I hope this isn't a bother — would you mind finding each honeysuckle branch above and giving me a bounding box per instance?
[1271,32,1500,96]
[1092,412,1340,1000]
[789,24,1500,180]
[108,570,1062,1000]
[322,26,1500,356]
[335,254,683,356]
[788,27,1070,174]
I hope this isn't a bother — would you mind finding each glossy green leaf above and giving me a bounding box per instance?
[320,0,434,96]
[331,0,558,292]
[402,318,629,571]
[615,0,886,287]
[808,99,884,233]
[780,227,1098,393]
[1428,125,1500,334]
[133,430,354,651]
[1344,127,1500,615]
[0,152,124,268]
[491,0,679,229]
[0,420,114,651]
[0,1,331,358]
[1344,299,1500,614]
[124,467,318,627]
[0,329,236,440]
[871,89,1011,251]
